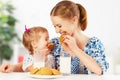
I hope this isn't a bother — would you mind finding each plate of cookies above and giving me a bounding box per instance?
[29,67,62,79]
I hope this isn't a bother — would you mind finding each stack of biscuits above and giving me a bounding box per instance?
[30,67,60,75]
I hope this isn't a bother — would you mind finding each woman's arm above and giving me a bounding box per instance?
[63,36,108,75]
[74,49,102,75]
[73,37,109,75]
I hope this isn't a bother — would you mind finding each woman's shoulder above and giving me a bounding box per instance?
[50,37,60,44]
[86,36,104,49]
[50,37,62,56]
[88,36,100,42]
[50,37,61,49]
[87,36,102,44]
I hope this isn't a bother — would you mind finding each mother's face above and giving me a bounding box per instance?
[50,16,76,36]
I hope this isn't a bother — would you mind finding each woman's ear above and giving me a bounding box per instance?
[72,16,78,23]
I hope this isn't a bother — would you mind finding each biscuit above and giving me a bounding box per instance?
[47,43,54,50]
[51,68,60,75]
[36,67,53,75]
[30,68,39,74]
[59,34,65,43]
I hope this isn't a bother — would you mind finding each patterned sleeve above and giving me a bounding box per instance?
[50,37,61,69]
[84,37,109,74]
[22,54,33,71]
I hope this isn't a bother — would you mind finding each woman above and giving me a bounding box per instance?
[50,0,109,75]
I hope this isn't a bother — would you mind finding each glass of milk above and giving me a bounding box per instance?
[60,50,71,75]
[33,50,45,68]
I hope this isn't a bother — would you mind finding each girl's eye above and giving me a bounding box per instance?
[45,38,49,41]
[58,25,62,28]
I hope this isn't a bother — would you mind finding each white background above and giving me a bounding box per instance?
[7,0,120,74]
[11,0,120,47]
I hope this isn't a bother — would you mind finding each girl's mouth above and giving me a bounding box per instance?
[61,32,67,35]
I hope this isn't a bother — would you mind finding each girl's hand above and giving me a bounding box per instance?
[0,62,13,73]
[38,48,51,56]
[62,35,78,56]
[34,48,51,62]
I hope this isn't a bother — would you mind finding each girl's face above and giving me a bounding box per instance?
[51,16,78,36]
[35,32,49,50]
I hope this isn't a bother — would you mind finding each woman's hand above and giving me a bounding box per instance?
[0,62,14,73]
[61,35,79,56]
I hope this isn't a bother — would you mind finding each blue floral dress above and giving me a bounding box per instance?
[50,37,109,74]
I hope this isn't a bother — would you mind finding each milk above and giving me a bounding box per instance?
[34,62,45,68]
[33,50,45,68]
[60,56,71,74]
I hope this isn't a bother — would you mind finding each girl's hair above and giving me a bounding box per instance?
[22,26,48,55]
[50,0,87,31]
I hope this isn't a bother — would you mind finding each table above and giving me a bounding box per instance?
[0,72,120,80]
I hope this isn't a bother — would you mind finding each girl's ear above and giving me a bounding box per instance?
[31,40,37,49]
[72,16,79,23]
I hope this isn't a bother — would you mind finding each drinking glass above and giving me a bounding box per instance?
[60,50,71,75]
[33,50,45,68]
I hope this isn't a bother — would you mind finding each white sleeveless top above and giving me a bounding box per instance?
[22,53,55,71]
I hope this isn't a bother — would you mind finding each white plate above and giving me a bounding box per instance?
[29,74,62,79]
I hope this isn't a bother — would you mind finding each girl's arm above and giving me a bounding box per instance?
[12,62,24,72]
[13,62,33,72]
[0,62,24,72]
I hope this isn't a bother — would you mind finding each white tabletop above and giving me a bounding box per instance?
[0,72,120,80]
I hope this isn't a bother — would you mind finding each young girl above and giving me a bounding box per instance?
[0,26,55,72]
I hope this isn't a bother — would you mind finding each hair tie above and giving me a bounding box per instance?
[25,25,29,32]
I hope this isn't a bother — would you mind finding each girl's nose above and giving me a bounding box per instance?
[48,40,50,43]
[55,28,60,33]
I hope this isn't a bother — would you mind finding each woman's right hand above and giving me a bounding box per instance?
[61,35,78,56]
[0,62,14,73]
